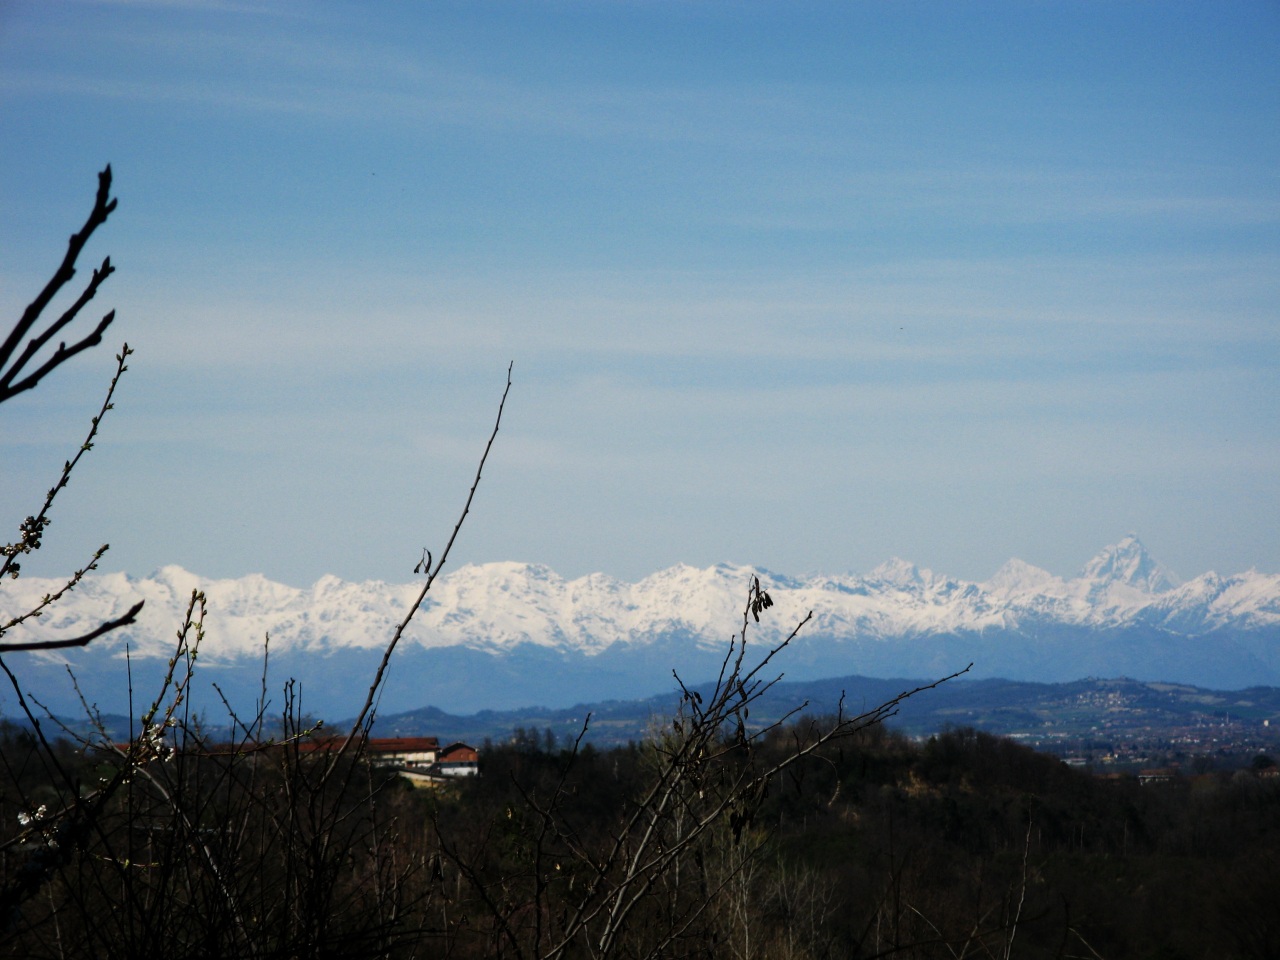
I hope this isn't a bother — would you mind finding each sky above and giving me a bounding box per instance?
[1,0,1277,589]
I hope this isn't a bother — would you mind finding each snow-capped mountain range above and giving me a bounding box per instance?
[4,536,1279,717]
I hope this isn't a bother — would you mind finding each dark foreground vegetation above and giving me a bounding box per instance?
[3,717,1279,959]
[466,724,1280,960]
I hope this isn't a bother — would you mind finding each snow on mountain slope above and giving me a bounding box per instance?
[1079,533,1180,593]
[3,537,1278,665]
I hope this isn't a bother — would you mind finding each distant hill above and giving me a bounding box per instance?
[4,535,1278,719]
[367,674,1280,750]
[8,675,1278,757]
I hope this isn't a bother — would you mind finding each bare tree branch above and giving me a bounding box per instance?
[0,165,118,403]
[1,170,140,655]
[0,600,144,653]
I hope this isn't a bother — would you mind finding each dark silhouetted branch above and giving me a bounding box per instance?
[1,343,132,582]
[0,600,143,653]
[0,165,118,404]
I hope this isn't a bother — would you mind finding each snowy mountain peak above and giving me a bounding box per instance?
[1078,534,1178,593]
[984,558,1059,597]
[4,540,1280,716]
[869,557,927,588]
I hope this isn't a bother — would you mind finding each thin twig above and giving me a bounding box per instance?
[331,362,514,767]
[1,343,134,583]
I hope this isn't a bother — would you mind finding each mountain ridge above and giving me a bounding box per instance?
[3,536,1279,716]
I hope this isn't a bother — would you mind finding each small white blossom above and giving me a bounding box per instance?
[17,804,47,827]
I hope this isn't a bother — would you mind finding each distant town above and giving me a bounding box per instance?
[996,684,1279,772]
[365,674,1280,776]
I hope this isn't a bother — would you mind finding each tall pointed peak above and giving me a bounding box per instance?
[1078,534,1178,593]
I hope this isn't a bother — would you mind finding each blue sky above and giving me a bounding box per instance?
[1,0,1277,588]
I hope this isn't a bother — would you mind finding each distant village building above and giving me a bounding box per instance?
[436,742,480,777]
[331,737,483,787]
[292,735,439,766]
[364,737,440,768]
[113,732,477,787]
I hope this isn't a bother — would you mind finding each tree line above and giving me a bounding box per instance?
[3,713,1279,958]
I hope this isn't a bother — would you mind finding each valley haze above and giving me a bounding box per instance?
[4,536,1278,721]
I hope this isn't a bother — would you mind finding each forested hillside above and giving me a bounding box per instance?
[437,723,1279,959]
[4,718,1277,958]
